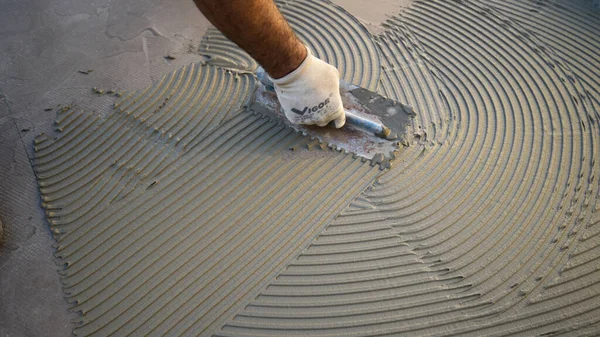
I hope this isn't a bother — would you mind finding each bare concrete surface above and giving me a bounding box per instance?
[0,0,210,335]
[331,0,412,34]
[0,101,72,336]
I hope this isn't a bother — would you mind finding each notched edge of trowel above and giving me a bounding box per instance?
[245,97,401,170]
[247,83,418,169]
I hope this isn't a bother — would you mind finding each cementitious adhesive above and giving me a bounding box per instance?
[35,62,380,336]
[35,0,599,336]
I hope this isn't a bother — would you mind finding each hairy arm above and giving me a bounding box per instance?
[193,0,307,79]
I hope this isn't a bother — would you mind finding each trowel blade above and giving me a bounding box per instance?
[247,84,415,161]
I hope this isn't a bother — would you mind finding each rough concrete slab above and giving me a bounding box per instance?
[0,0,211,159]
[0,97,74,337]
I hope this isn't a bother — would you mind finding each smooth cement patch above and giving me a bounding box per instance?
[36,0,599,336]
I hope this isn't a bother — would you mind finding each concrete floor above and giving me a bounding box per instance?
[0,0,211,335]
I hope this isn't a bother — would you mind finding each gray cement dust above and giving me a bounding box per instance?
[32,0,600,336]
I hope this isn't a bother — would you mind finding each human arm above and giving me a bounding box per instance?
[192,0,346,127]
[192,0,306,78]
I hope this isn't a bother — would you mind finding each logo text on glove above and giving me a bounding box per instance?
[291,98,331,116]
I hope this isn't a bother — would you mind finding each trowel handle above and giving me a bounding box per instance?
[345,111,389,137]
[256,67,275,91]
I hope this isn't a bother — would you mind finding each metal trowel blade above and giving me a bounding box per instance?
[248,83,416,160]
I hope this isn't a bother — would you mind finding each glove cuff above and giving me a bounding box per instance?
[270,45,312,86]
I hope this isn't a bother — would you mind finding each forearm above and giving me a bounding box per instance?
[193,0,307,78]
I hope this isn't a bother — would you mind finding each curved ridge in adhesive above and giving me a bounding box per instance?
[35,61,381,336]
[199,27,259,72]
[35,64,256,218]
[221,1,599,336]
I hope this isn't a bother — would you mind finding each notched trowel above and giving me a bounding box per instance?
[249,69,416,161]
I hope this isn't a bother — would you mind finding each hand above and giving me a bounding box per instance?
[270,47,346,128]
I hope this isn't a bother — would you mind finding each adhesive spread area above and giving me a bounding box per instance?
[35,62,380,336]
[36,0,600,336]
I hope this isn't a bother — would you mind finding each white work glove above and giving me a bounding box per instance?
[270,47,346,128]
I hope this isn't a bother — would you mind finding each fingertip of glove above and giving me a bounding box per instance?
[334,108,346,128]
[334,115,346,128]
